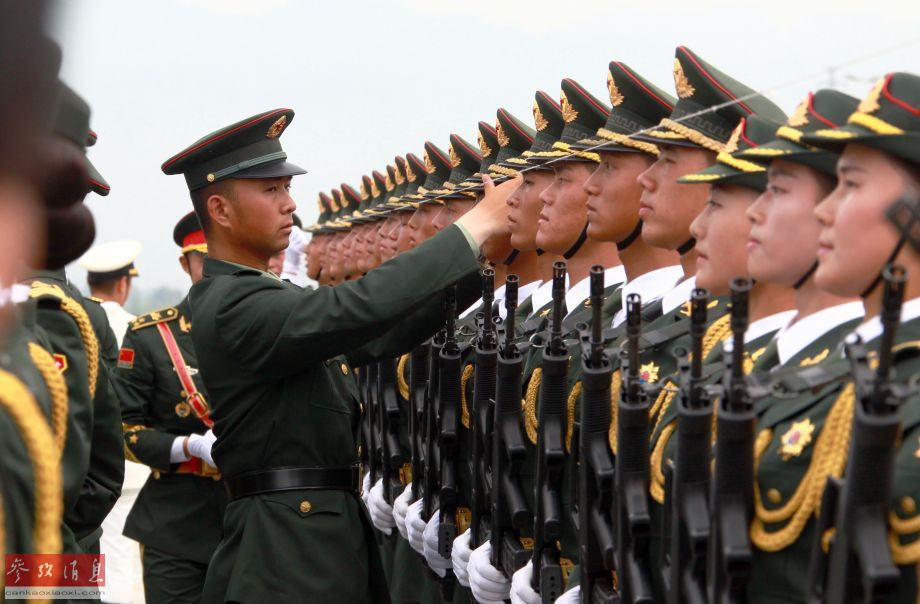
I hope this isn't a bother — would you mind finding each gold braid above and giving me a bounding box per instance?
[28,343,68,457]
[888,508,920,564]
[524,368,542,445]
[750,383,855,552]
[30,281,99,399]
[0,369,63,556]
[565,381,581,454]
[648,315,733,503]
[608,371,622,453]
[396,354,410,401]
[460,364,474,429]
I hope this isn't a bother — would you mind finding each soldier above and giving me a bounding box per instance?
[77,239,142,344]
[303,192,334,285]
[160,108,514,603]
[111,211,227,604]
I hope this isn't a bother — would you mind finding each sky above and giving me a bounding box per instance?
[52,0,920,292]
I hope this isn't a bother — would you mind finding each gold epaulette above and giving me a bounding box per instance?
[131,307,179,331]
[88,296,104,304]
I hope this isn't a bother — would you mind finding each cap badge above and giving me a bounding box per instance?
[449,145,461,168]
[370,180,380,198]
[479,133,493,157]
[673,58,696,99]
[607,73,625,107]
[496,123,510,147]
[329,194,340,212]
[395,165,406,185]
[424,152,436,174]
[406,162,417,182]
[385,169,395,191]
[788,98,811,127]
[724,120,745,154]
[266,115,287,139]
[561,91,579,123]
[316,197,325,213]
[360,182,370,201]
[533,101,549,131]
[858,77,886,115]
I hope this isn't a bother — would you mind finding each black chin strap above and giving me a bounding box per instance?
[503,249,520,265]
[860,236,906,299]
[793,261,819,290]
[536,248,545,256]
[676,237,696,256]
[617,220,643,252]
[563,223,590,260]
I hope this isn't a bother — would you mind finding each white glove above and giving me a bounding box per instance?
[406,499,426,554]
[554,586,581,604]
[186,430,216,467]
[361,472,371,509]
[368,479,395,535]
[423,510,452,578]
[511,562,542,604]
[469,541,511,604]
[451,529,472,587]
[281,226,308,285]
[393,484,413,540]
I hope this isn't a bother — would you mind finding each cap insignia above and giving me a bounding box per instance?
[385,169,395,191]
[858,77,885,115]
[533,101,549,131]
[336,190,349,208]
[607,73,625,107]
[561,91,579,123]
[724,120,745,154]
[370,180,381,198]
[449,145,461,168]
[479,133,493,157]
[360,182,370,201]
[788,98,810,127]
[395,166,406,185]
[496,123,510,147]
[406,162,417,182]
[424,152,435,174]
[329,195,340,212]
[266,115,287,139]
[673,58,696,99]
[316,197,324,213]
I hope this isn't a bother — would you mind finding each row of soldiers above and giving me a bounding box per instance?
[299,47,920,603]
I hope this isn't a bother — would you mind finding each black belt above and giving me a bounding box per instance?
[226,465,360,500]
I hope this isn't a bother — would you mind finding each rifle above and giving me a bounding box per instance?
[470,269,498,549]
[808,265,906,603]
[358,367,372,484]
[531,261,568,602]
[490,275,533,577]
[437,285,461,565]
[667,287,714,604]
[578,266,617,603]
[706,278,756,603]
[409,344,429,502]
[614,290,656,603]
[378,356,407,505]
[366,363,381,487]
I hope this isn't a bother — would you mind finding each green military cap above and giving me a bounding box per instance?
[486,108,538,182]
[678,114,781,191]
[172,210,208,251]
[359,172,391,221]
[735,90,860,176]
[342,183,366,220]
[391,156,409,200]
[527,79,610,165]
[477,121,500,174]
[635,46,786,153]
[161,108,306,191]
[425,133,482,202]
[800,73,920,167]
[403,141,452,203]
[303,192,332,233]
[570,61,676,157]
[53,82,110,197]
[387,153,428,211]
[348,176,374,222]
[324,188,352,231]
[502,90,566,172]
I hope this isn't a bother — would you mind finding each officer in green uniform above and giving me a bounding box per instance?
[160,108,515,603]
[110,212,229,603]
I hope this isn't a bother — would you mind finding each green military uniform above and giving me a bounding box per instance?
[110,212,229,603]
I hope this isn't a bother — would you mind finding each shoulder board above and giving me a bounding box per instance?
[131,307,179,331]
[29,280,70,304]
[88,296,104,304]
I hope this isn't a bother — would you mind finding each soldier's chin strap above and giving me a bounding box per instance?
[563,223,590,260]
[676,237,696,256]
[502,249,520,265]
[616,220,643,252]
[536,249,545,256]
[860,236,906,299]
[793,261,819,290]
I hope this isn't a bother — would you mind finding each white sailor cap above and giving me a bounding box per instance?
[77,239,142,284]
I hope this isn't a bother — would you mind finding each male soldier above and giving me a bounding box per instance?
[303,192,334,285]
[161,108,513,603]
[111,211,227,604]
[77,238,148,603]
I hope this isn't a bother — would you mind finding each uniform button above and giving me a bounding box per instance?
[340,363,349,375]
[901,496,917,515]
[767,488,782,504]
[299,500,312,513]
[153,470,161,480]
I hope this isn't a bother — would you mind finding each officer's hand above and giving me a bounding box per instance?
[456,174,519,246]
[451,529,472,587]
[468,540,510,604]
[368,479,395,535]
[510,562,542,604]
[187,430,217,467]
[422,511,452,578]
[406,499,427,554]
[361,472,372,508]
[393,484,413,540]
[554,586,580,604]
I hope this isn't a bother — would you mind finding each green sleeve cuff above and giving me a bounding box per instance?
[454,223,480,256]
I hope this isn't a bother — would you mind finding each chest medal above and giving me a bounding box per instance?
[779,417,816,461]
